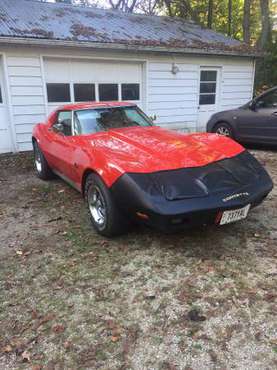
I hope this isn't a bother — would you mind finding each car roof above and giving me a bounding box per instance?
[57,101,137,111]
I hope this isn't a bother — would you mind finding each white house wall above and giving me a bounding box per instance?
[6,55,46,151]
[0,46,255,153]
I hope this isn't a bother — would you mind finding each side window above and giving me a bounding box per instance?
[74,110,102,135]
[54,111,72,136]
[257,90,277,109]
[199,70,217,105]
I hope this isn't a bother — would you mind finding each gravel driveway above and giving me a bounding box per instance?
[0,150,276,370]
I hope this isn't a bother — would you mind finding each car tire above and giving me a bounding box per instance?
[85,173,129,237]
[33,140,54,180]
[213,122,234,139]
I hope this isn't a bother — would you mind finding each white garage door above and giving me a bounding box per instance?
[44,58,143,114]
[0,57,13,153]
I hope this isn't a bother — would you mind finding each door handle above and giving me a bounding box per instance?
[272,111,277,116]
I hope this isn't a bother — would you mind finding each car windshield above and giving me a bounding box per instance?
[73,106,152,135]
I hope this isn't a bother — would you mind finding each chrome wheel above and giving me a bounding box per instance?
[216,126,231,137]
[34,145,42,173]
[88,185,107,227]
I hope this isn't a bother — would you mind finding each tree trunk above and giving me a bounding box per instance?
[164,0,173,17]
[243,0,251,43]
[258,0,271,50]
[228,0,232,36]
[207,0,213,29]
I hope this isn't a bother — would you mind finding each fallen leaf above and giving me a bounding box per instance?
[100,240,109,247]
[187,309,206,322]
[22,350,31,362]
[52,324,65,334]
[10,337,24,349]
[58,189,65,193]
[112,327,122,337]
[35,313,55,330]
[31,309,39,320]
[32,365,42,370]
[144,293,156,300]
[111,336,120,342]
[2,344,12,353]
[63,340,72,349]
[47,216,62,223]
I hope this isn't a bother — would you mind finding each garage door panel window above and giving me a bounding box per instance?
[46,82,141,103]
[74,83,95,102]
[47,83,70,103]
[199,70,217,106]
[99,84,118,101]
[121,84,140,100]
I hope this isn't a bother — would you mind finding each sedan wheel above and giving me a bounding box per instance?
[214,123,233,138]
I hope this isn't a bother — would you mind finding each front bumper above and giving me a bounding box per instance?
[111,151,273,231]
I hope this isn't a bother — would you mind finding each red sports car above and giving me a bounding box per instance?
[32,102,273,236]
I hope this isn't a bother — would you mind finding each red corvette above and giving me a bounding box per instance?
[32,102,273,236]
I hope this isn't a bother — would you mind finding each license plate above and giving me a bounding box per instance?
[219,204,251,225]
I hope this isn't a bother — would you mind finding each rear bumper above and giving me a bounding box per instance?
[111,151,273,232]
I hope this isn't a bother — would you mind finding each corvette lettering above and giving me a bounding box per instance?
[222,192,249,202]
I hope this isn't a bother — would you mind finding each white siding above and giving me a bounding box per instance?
[6,55,46,151]
[148,62,199,132]
[221,64,254,109]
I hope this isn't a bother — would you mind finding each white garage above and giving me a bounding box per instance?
[0,0,256,153]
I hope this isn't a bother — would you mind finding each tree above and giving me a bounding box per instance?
[207,0,213,28]
[136,0,160,15]
[258,0,271,49]
[243,0,251,43]
[108,0,138,13]
[227,0,232,36]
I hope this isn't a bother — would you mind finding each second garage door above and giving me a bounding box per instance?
[44,58,143,114]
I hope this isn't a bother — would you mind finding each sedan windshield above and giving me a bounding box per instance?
[73,106,152,135]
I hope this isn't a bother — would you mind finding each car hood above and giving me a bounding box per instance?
[84,126,244,175]
[212,107,244,118]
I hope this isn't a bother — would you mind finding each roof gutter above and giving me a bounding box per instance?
[0,37,259,58]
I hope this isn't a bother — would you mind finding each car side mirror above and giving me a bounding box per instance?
[150,114,157,122]
[53,123,64,134]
